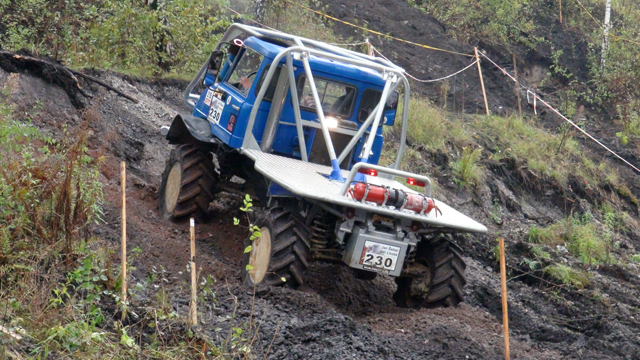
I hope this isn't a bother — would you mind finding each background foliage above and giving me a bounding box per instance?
[0,0,232,76]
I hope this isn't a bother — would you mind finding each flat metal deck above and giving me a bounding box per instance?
[243,150,487,233]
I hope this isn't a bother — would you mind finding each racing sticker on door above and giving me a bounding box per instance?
[204,89,214,106]
[207,96,225,125]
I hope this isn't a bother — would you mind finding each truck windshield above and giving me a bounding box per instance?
[227,47,264,96]
[297,76,356,118]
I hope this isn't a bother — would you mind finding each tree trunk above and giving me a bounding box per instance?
[601,0,612,70]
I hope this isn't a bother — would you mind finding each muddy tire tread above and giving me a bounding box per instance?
[159,144,217,222]
[393,234,467,308]
[242,207,311,289]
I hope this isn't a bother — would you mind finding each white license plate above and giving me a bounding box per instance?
[360,241,400,271]
[207,96,225,125]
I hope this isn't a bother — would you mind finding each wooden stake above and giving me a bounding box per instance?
[475,47,490,116]
[499,238,511,360]
[513,54,522,117]
[559,0,562,23]
[189,218,198,327]
[121,162,127,304]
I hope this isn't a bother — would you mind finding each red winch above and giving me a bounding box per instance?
[349,182,438,215]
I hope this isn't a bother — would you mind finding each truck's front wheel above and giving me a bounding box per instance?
[159,144,217,222]
[393,234,466,308]
[242,207,310,288]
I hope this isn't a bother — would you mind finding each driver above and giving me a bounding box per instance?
[223,41,263,96]
[233,51,261,96]
[238,76,253,95]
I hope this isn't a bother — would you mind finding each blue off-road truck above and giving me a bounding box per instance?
[159,24,486,307]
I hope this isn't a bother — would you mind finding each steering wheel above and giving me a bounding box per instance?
[238,71,258,92]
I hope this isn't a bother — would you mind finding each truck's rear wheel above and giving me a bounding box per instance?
[242,207,310,288]
[393,234,466,308]
[159,144,217,222]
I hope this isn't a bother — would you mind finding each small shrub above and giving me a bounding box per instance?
[569,218,606,265]
[452,147,485,189]
[520,257,540,271]
[544,264,592,288]
[528,214,615,266]
[528,224,564,247]
[531,245,551,259]
[616,183,639,205]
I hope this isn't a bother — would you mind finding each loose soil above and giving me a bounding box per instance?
[3,1,640,358]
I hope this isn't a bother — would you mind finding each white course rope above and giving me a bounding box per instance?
[372,46,478,83]
[481,52,640,174]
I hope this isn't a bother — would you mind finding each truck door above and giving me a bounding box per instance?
[198,45,265,146]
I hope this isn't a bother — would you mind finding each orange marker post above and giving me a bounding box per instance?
[121,162,127,304]
[499,238,511,360]
[189,218,198,327]
[475,47,490,116]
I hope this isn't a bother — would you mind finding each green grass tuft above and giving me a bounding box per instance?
[452,147,485,189]
[544,264,592,288]
[528,210,623,266]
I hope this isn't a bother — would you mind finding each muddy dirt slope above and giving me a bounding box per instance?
[3,63,640,359]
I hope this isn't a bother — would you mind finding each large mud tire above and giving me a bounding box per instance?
[242,207,311,289]
[159,144,217,222]
[393,234,466,308]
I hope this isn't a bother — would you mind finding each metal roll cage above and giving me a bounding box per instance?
[183,24,413,178]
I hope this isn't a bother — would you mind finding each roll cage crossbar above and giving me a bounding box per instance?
[183,24,412,175]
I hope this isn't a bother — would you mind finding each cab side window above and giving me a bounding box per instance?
[227,48,264,96]
[297,76,356,118]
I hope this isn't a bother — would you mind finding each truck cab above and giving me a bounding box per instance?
[192,36,398,169]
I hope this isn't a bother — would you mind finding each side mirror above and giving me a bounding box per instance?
[209,51,224,70]
[204,50,224,86]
